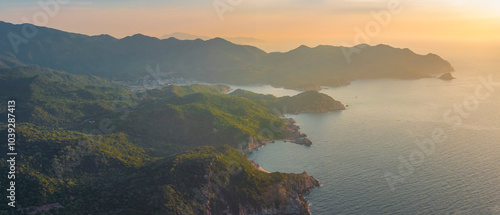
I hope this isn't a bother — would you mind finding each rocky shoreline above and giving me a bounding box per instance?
[243,118,313,153]
[241,171,321,215]
[238,117,320,214]
[282,118,313,146]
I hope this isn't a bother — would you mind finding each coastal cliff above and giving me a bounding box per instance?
[79,146,321,215]
[244,118,313,152]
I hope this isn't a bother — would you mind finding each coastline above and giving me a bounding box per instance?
[249,159,271,173]
[243,118,313,153]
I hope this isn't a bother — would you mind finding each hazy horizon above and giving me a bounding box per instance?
[1,0,500,57]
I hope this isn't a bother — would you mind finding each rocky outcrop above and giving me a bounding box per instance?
[194,154,320,215]
[244,118,313,152]
[120,146,321,215]
[236,171,320,215]
[438,72,455,80]
[31,146,320,215]
[282,118,313,146]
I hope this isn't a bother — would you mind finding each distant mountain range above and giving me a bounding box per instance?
[160,32,265,44]
[160,32,212,40]
[0,21,453,90]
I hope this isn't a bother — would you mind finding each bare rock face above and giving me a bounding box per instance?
[95,146,321,215]
[167,146,321,215]
[438,72,455,80]
[283,118,313,146]
[224,171,321,215]
[243,118,313,153]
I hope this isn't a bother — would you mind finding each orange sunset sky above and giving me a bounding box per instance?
[1,0,499,57]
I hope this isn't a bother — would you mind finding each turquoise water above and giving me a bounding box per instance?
[235,69,500,214]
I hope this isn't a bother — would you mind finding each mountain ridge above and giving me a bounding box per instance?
[0,21,454,90]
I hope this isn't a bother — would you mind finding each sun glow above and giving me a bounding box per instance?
[0,0,499,53]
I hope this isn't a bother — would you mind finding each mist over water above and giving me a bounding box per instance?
[236,63,500,214]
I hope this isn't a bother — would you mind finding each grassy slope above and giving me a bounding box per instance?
[119,92,285,156]
[0,123,150,210]
[0,66,131,127]
[230,88,345,114]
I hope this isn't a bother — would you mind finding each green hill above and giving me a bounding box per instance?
[119,92,286,156]
[230,89,345,114]
[0,123,150,210]
[0,66,131,127]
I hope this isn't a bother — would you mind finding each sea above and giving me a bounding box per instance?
[229,63,500,214]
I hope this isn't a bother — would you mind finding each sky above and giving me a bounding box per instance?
[1,0,500,58]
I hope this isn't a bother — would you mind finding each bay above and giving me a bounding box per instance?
[233,68,500,214]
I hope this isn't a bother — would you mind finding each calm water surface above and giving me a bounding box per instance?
[233,68,500,214]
